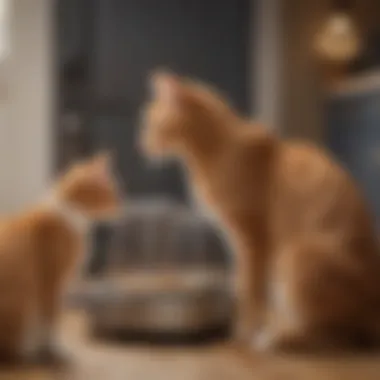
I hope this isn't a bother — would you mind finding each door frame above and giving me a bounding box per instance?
[252,0,283,131]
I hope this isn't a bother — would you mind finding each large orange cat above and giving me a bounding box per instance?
[139,71,380,352]
[0,153,121,364]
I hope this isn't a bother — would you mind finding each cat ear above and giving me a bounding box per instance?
[150,71,183,104]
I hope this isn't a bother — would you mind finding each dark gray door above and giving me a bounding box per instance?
[57,0,252,202]
[327,91,380,230]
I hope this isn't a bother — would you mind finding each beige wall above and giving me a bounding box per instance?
[0,0,53,213]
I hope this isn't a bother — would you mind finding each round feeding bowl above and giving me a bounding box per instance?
[74,199,233,342]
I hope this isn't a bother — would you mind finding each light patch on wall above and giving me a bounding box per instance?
[0,0,10,62]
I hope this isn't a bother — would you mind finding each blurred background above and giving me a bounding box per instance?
[2,0,380,378]
[2,0,380,216]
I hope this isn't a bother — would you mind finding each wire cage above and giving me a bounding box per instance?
[73,198,233,338]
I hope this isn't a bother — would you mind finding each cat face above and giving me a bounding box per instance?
[139,72,235,161]
[139,72,191,159]
[56,152,123,220]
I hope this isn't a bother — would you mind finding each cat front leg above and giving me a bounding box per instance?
[19,310,42,361]
[20,314,68,366]
[19,312,66,366]
[38,323,70,366]
[233,285,257,344]
[37,286,71,367]
[232,247,267,344]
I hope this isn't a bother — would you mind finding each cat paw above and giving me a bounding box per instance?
[251,329,311,354]
[37,343,72,369]
[251,329,275,352]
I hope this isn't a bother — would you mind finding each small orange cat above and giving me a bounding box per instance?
[0,152,121,363]
[139,71,380,352]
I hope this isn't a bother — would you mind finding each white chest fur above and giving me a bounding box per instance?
[187,175,219,224]
[47,197,91,234]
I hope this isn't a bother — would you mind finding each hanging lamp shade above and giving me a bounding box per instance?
[314,0,362,64]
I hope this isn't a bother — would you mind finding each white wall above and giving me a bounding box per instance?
[0,0,53,213]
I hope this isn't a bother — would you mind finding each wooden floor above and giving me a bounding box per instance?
[2,312,380,380]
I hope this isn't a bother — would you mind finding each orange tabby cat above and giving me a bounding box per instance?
[139,71,380,352]
[0,152,121,363]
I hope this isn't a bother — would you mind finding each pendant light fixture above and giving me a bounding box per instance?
[314,0,362,64]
